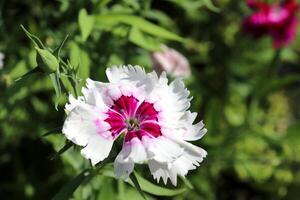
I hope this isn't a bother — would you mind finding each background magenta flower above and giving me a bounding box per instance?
[243,0,299,48]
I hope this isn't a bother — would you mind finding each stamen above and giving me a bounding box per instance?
[125,118,139,131]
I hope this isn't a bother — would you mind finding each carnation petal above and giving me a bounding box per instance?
[63,105,101,146]
[81,134,114,165]
[114,147,135,179]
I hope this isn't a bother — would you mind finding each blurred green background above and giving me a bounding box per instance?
[1,0,300,199]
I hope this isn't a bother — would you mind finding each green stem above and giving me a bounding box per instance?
[254,49,282,99]
[266,49,282,77]
[118,179,125,200]
[70,78,78,98]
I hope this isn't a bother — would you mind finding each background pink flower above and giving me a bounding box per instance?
[152,46,191,78]
[243,0,299,48]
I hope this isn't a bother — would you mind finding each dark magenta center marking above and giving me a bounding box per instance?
[105,95,161,142]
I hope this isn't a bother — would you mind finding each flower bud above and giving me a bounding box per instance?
[152,46,191,78]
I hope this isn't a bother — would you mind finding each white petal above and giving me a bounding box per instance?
[81,134,114,165]
[63,106,98,146]
[148,160,170,184]
[106,65,146,84]
[65,94,84,112]
[148,150,206,186]
[181,111,207,141]
[114,146,135,179]
[171,137,207,159]
[106,65,158,94]
[169,79,191,112]
[83,79,113,109]
[125,138,148,164]
[148,136,184,163]
[148,136,207,186]
[63,104,111,145]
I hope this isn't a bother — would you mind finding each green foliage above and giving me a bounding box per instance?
[52,169,92,200]
[78,9,95,42]
[129,172,147,200]
[1,0,300,200]
[129,173,187,196]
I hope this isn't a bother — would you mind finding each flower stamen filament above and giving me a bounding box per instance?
[125,118,139,131]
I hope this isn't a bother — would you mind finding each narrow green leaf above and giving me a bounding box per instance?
[36,47,59,73]
[96,179,114,200]
[202,0,220,12]
[52,169,92,200]
[51,141,73,160]
[50,73,62,110]
[79,9,95,42]
[130,173,187,196]
[101,169,187,197]
[129,27,161,51]
[42,126,62,137]
[129,172,147,200]
[53,34,69,57]
[180,176,194,190]
[95,14,184,42]
[20,25,45,49]
[15,66,42,82]
[69,42,90,79]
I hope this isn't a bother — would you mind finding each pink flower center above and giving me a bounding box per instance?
[105,95,161,142]
[268,7,289,24]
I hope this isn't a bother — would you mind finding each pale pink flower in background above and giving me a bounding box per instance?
[63,65,207,185]
[152,46,191,78]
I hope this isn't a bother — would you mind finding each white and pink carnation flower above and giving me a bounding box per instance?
[62,65,207,185]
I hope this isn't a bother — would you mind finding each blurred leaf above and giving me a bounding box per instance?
[129,172,147,200]
[281,47,298,62]
[78,9,95,42]
[101,168,186,197]
[180,176,194,190]
[144,10,174,28]
[129,27,161,51]
[21,25,45,49]
[204,99,224,145]
[275,169,293,183]
[69,42,90,79]
[52,169,91,200]
[94,14,184,42]
[285,123,300,146]
[50,73,62,109]
[51,141,73,160]
[120,188,146,200]
[202,0,220,12]
[166,0,219,16]
[256,75,300,98]
[130,172,187,196]
[15,66,42,82]
[99,0,112,6]
[42,126,62,137]
[236,162,274,182]
[98,179,115,200]
[224,101,247,126]
[53,34,69,57]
